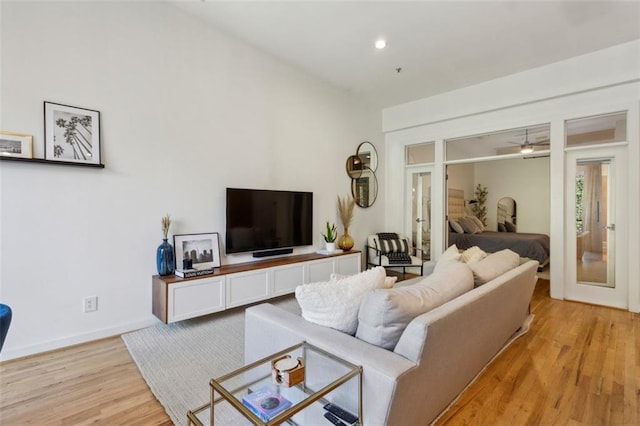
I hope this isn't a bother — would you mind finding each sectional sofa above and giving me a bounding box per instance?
[244,251,539,425]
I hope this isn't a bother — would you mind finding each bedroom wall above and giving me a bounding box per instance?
[474,157,550,233]
[0,2,383,360]
[446,163,474,202]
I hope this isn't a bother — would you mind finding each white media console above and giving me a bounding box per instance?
[152,251,361,323]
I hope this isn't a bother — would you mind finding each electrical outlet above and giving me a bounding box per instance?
[83,296,98,312]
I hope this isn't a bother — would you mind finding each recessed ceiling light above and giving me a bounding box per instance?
[375,39,386,49]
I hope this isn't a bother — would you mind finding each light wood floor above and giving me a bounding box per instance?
[1,279,638,425]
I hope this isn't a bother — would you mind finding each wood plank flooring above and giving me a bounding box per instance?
[1,279,638,425]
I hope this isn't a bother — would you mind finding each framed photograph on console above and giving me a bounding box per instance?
[44,101,101,165]
[174,232,221,270]
[0,131,33,159]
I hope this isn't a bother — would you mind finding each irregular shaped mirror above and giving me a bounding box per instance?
[352,167,378,208]
[356,141,378,172]
[497,197,517,231]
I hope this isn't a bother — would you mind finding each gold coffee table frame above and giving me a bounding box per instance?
[187,341,363,426]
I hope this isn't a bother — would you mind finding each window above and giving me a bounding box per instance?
[445,124,550,161]
[575,174,584,233]
[565,112,627,148]
[405,142,435,165]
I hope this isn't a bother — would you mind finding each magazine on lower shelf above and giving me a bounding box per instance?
[241,385,292,422]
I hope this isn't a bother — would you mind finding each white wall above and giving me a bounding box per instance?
[474,157,550,233]
[383,40,640,132]
[446,158,550,233]
[446,163,474,203]
[0,2,383,360]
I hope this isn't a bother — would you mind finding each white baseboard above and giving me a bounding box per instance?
[0,318,158,362]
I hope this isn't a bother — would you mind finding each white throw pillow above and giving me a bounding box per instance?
[331,272,396,288]
[355,262,474,349]
[468,249,520,286]
[433,244,461,272]
[460,246,488,264]
[295,266,387,334]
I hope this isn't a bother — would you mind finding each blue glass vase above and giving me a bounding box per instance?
[156,239,175,276]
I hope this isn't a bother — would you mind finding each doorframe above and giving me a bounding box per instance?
[564,146,628,309]
[405,165,434,257]
[384,90,640,313]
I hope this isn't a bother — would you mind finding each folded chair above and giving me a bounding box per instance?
[366,233,425,276]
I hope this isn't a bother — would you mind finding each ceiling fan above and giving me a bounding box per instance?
[509,129,550,153]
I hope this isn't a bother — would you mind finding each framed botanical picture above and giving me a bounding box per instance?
[174,232,221,270]
[44,101,101,164]
[0,131,33,159]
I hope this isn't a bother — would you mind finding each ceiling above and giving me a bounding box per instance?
[170,1,640,108]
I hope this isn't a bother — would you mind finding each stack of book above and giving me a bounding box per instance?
[174,268,214,278]
[241,386,292,422]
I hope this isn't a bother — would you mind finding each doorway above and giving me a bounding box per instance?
[406,167,432,261]
[565,146,627,308]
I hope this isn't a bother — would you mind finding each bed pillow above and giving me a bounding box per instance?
[458,217,482,234]
[449,220,464,234]
[355,262,474,349]
[295,266,387,335]
[468,249,520,286]
[469,216,485,231]
[505,221,516,232]
[498,222,507,232]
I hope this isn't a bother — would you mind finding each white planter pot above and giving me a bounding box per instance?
[325,242,336,252]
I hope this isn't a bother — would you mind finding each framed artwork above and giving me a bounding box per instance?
[174,232,221,270]
[0,131,33,159]
[44,101,101,164]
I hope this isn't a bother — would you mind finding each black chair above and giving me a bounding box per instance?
[365,233,425,276]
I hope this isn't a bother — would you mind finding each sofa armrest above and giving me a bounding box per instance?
[245,303,416,425]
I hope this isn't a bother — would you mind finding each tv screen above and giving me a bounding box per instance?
[226,188,313,254]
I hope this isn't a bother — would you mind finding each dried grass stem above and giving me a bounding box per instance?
[337,195,355,229]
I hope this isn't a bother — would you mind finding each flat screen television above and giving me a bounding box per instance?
[226,188,313,255]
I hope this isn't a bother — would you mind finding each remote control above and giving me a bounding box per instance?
[324,412,347,426]
[324,403,358,424]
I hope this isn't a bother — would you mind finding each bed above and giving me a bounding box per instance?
[448,188,550,267]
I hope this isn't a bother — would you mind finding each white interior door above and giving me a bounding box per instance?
[406,166,433,260]
[565,146,627,309]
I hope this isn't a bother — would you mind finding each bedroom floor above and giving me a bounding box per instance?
[538,263,550,280]
[536,251,606,285]
[577,250,608,285]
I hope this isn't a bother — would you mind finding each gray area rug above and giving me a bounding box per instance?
[122,297,301,426]
[124,296,533,425]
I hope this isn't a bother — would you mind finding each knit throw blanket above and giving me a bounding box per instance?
[377,233,412,264]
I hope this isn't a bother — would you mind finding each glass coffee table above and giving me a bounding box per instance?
[187,341,362,425]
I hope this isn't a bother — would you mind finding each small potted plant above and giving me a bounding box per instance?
[321,221,337,252]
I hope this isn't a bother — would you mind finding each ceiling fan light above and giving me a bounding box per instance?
[520,144,534,154]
